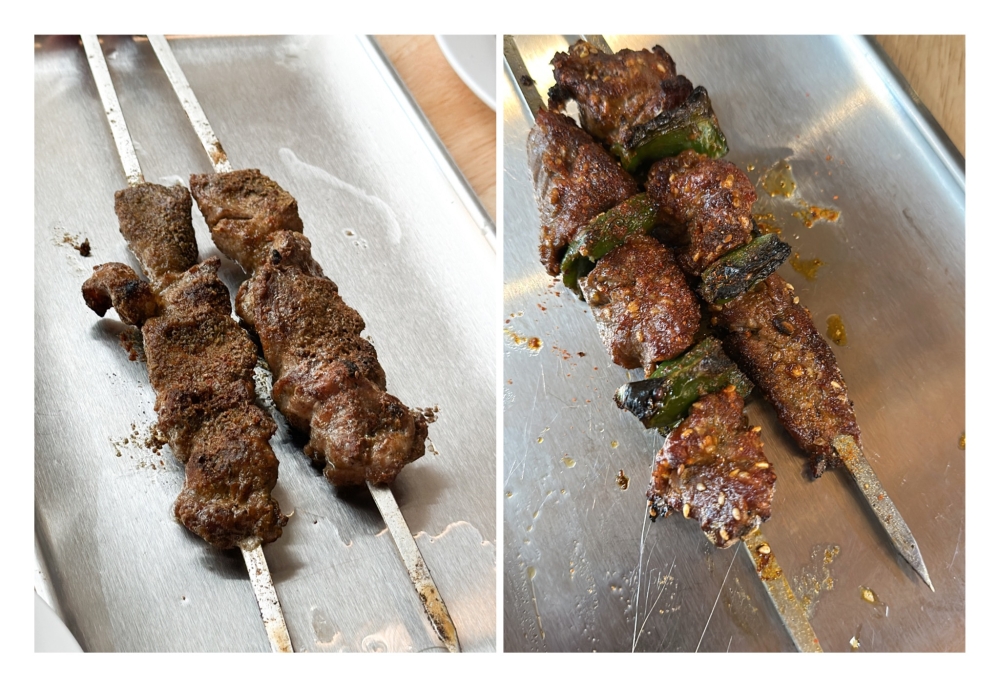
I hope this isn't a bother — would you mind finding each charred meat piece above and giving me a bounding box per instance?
[646,150,756,276]
[647,386,775,548]
[527,109,638,276]
[549,39,693,150]
[83,257,287,548]
[114,183,198,287]
[191,170,428,486]
[713,274,860,477]
[579,235,700,374]
[189,168,304,273]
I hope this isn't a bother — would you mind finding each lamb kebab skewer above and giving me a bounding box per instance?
[506,36,822,652]
[79,35,292,652]
[550,36,932,591]
[147,35,459,652]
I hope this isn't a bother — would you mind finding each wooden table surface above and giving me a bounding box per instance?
[377,35,496,222]
[875,35,965,157]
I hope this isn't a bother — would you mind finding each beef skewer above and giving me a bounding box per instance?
[506,35,822,652]
[553,37,932,592]
[148,35,459,652]
[79,35,292,652]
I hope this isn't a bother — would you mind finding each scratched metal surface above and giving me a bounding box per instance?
[503,35,964,652]
[35,35,495,652]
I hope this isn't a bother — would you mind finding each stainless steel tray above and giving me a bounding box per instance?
[503,35,963,652]
[35,35,495,652]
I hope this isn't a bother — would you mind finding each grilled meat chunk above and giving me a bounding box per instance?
[82,262,158,325]
[549,39,693,150]
[527,109,638,276]
[191,170,427,486]
[83,258,287,548]
[189,168,304,273]
[646,150,756,276]
[647,386,775,547]
[114,183,198,287]
[579,235,700,374]
[713,274,860,477]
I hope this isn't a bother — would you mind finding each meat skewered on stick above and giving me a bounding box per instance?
[553,36,932,592]
[505,35,822,653]
[79,35,293,652]
[148,35,459,652]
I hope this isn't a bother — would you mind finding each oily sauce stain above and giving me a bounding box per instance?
[753,212,783,236]
[790,252,824,280]
[826,314,847,346]
[793,201,841,228]
[615,470,629,490]
[761,160,796,198]
[504,327,543,352]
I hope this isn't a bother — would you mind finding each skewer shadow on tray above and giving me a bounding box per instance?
[279,421,451,535]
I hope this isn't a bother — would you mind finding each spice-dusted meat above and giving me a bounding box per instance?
[235,236,426,486]
[239,233,386,393]
[646,150,756,276]
[647,386,775,548]
[713,273,860,477]
[114,183,198,286]
[579,235,700,374]
[82,262,158,325]
[189,168,304,273]
[527,109,638,276]
[549,40,693,149]
[83,257,287,548]
[192,170,428,486]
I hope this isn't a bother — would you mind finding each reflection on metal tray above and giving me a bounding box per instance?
[35,35,495,652]
[503,35,963,652]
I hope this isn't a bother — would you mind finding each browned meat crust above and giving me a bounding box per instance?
[114,183,198,286]
[647,386,775,547]
[83,258,287,548]
[549,40,693,150]
[579,235,700,373]
[646,150,756,276]
[82,262,158,325]
[189,169,304,273]
[191,170,427,486]
[527,109,638,276]
[712,274,860,477]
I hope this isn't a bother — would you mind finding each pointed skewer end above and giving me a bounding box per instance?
[833,434,934,590]
[916,564,935,593]
[368,482,462,653]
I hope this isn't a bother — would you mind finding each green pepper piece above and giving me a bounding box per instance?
[560,193,658,294]
[614,337,752,430]
[611,87,729,174]
[698,233,792,304]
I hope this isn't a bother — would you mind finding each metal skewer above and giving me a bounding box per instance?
[833,435,934,591]
[82,34,293,654]
[147,34,461,653]
[505,33,823,653]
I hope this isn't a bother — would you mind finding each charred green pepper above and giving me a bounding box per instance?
[614,337,752,430]
[611,87,729,174]
[560,193,658,294]
[698,233,792,304]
